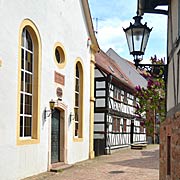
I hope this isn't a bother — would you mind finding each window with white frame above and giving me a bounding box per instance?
[74,62,83,138]
[113,87,121,101]
[20,28,33,138]
[75,64,80,137]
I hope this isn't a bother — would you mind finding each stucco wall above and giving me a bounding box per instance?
[167,0,180,111]
[160,0,180,179]
[0,1,91,179]
[160,116,180,180]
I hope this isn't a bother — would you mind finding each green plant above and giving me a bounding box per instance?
[135,55,166,122]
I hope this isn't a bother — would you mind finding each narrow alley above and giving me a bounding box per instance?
[24,145,159,180]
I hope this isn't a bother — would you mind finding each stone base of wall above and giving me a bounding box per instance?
[160,116,180,180]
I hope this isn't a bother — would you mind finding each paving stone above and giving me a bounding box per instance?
[24,144,159,180]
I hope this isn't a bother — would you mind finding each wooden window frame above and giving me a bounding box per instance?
[20,28,34,139]
[123,92,128,103]
[112,117,117,132]
[73,61,84,141]
[112,117,120,132]
[17,19,41,145]
[123,119,127,133]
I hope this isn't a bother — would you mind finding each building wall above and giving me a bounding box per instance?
[0,1,92,179]
[160,117,180,180]
[107,83,146,147]
[106,48,147,88]
[94,67,146,155]
[160,0,180,179]
[167,0,179,111]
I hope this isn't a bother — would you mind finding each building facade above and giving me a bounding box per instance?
[0,1,98,179]
[138,0,180,179]
[94,51,146,155]
[106,48,159,143]
[160,0,180,179]
[106,48,147,89]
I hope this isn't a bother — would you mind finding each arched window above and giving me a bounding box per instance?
[17,19,41,144]
[74,61,83,139]
[20,28,33,138]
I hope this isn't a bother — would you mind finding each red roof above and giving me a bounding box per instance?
[95,51,135,91]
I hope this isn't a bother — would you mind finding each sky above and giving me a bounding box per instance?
[88,0,168,64]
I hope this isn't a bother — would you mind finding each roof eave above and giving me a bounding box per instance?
[95,62,135,93]
[138,0,168,16]
[81,0,100,52]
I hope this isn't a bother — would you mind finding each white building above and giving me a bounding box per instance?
[0,1,99,179]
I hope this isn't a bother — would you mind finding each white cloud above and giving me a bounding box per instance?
[94,14,167,63]
[89,0,168,64]
[95,18,130,55]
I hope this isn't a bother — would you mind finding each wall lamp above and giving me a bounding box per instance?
[69,112,75,123]
[44,99,55,119]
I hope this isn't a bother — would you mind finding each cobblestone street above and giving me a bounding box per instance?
[24,145,159,180]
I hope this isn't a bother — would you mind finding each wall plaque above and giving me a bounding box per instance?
[56,87,63,99]
[54,71,65,85]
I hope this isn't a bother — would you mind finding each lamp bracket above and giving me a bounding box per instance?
[44,107,55,120]
[70,113,75,121]
[137,63,168,82]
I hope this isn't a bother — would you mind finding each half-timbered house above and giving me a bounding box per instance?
[94,51,146,155]
[107,48,157,144]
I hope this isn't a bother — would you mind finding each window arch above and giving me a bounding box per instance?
[74,60,84,140]
[17,19,41,145]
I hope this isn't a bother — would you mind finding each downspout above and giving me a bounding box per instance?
[89,48,96,159]
[81,0,100,159]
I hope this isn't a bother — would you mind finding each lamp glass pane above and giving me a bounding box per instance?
[49,101,55,110]
[132,28,144,53]
[141,29,150,53]
[24,117,32,136]
[125,29,134,53]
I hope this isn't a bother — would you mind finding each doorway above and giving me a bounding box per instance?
[130,120,134,144]
[51,108,60,163]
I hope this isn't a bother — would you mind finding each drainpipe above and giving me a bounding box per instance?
[89,50,96,159]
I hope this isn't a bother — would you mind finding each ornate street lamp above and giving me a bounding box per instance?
[123,14,168,114]
[123,15,167,80]
[123,15,152,67]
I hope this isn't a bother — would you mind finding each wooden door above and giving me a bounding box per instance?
[51,108,60,164]
[130,120,134,144]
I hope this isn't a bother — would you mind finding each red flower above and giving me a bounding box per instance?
[135,85,141,91]
[154,81,161,86]
[147,79,153,88]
